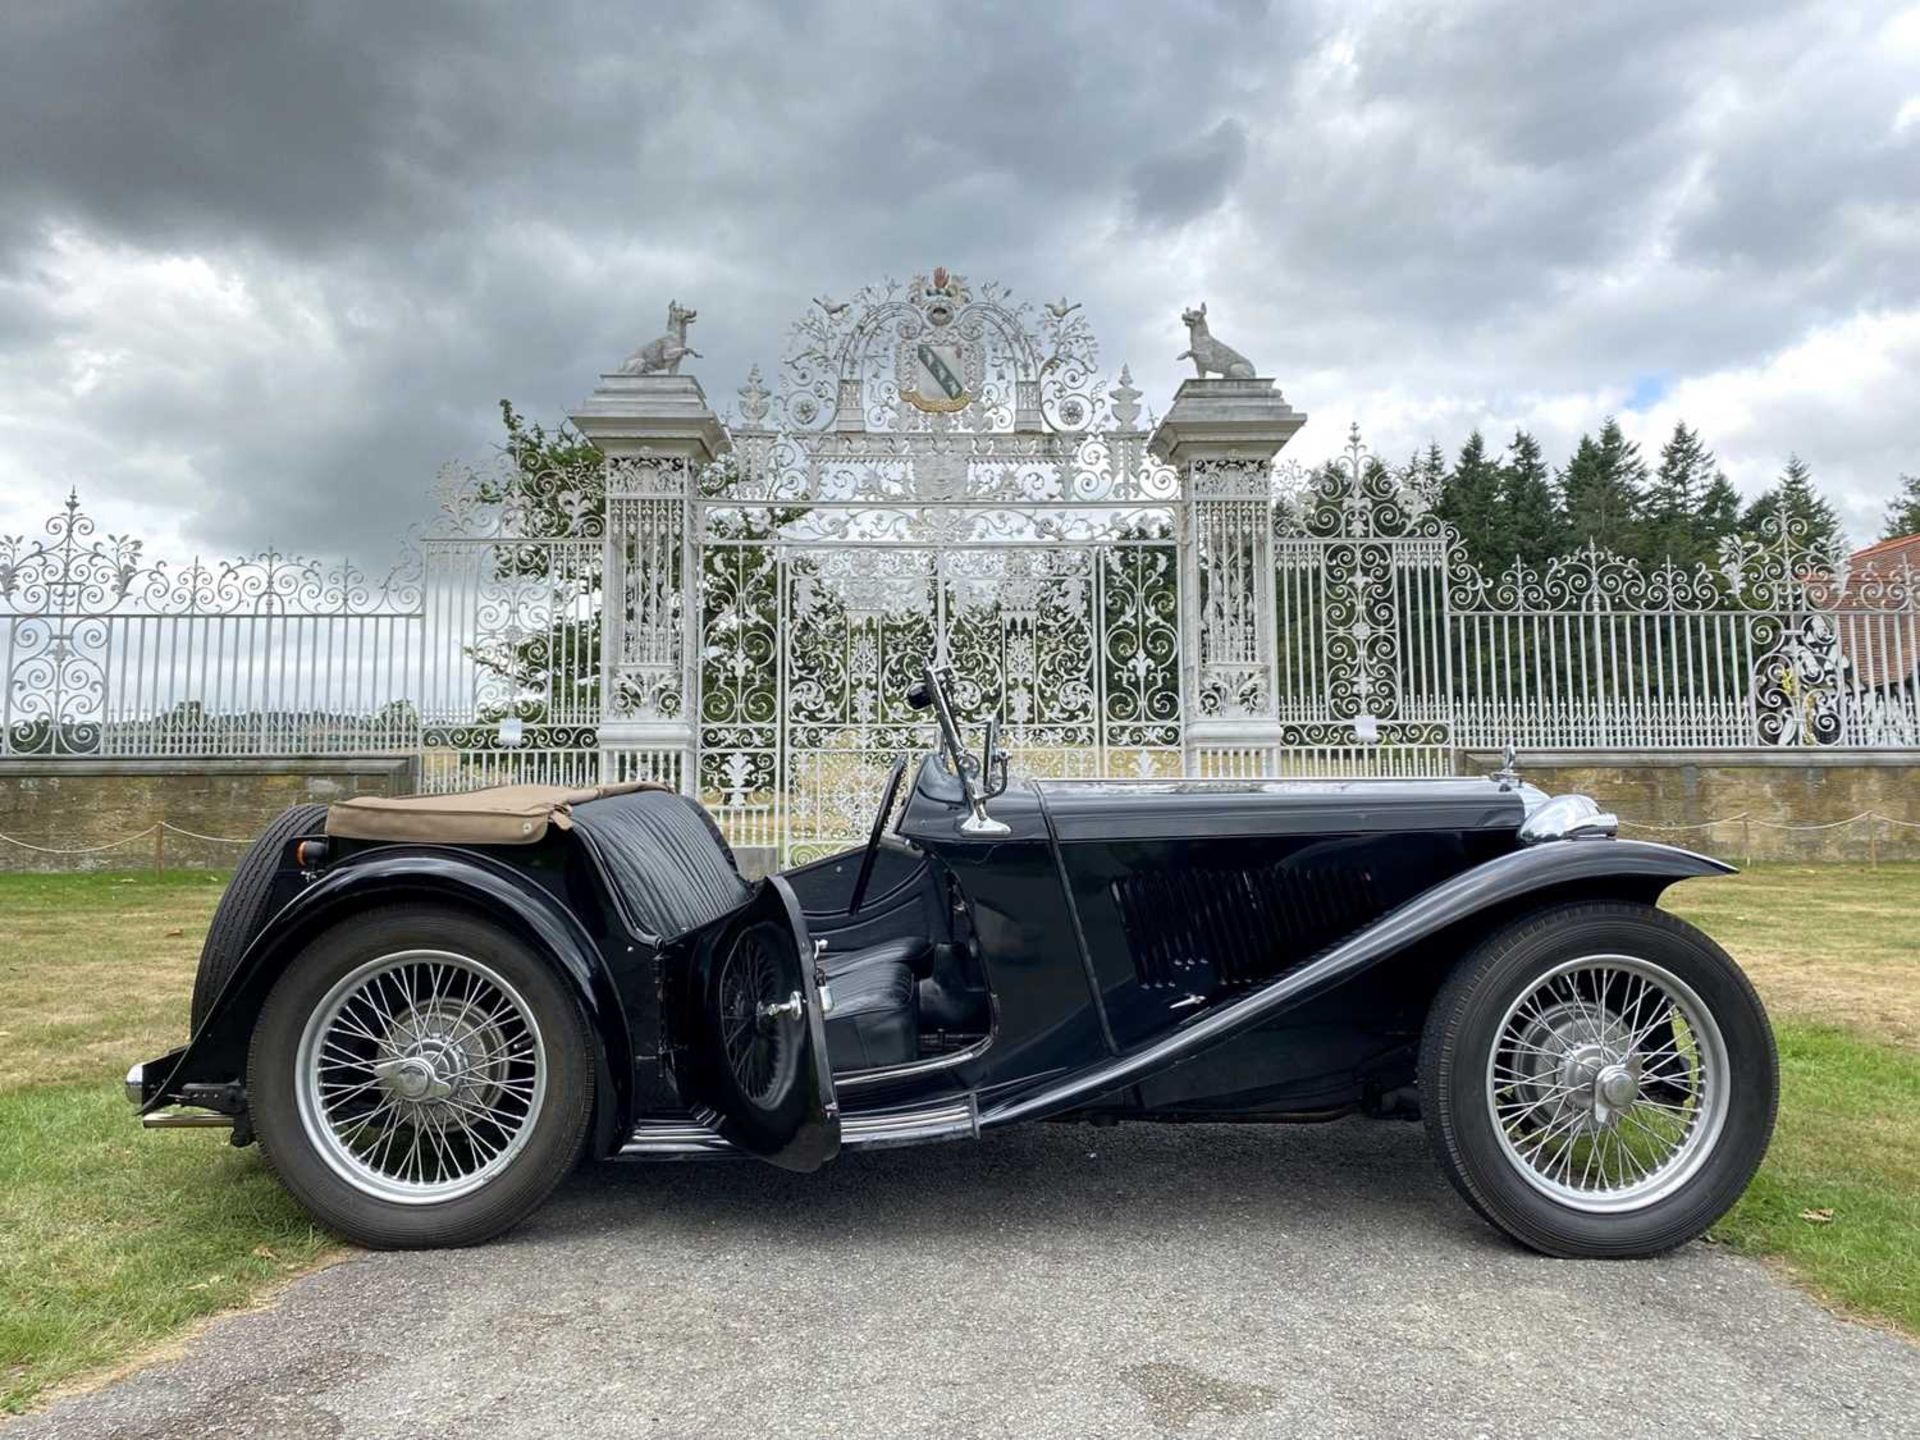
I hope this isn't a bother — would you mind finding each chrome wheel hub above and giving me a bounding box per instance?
[374,1055,451,1104]
[294,950,547,1205]
[1486,954,1730,1213]
[1593,1062,1640,1121]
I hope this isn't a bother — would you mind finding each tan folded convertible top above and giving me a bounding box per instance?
[325,781,669,846]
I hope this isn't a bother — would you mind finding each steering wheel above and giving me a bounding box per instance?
[847,755,909,917]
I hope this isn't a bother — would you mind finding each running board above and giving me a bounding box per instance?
[619,1096,978,1160]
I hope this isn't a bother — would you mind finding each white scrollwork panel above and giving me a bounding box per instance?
[1100,540,1182,754]
[1191,495,1272,720]
[943,547,1096,749]
[781,547,937,853]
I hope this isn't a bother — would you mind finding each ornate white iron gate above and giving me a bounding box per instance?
[1268,427,1455,776]
[693,273,1185,860]
[414,470,604,791]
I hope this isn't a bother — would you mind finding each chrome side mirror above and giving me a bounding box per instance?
[980,715,1009,800]
[960,714,1012,837]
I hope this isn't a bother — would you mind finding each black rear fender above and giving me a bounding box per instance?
[146,849,635,1146]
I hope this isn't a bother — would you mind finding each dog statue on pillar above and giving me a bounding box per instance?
[1177,303,1255,379]
[618,301,702,376]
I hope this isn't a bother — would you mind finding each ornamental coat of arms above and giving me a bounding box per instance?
[897,267,983,413]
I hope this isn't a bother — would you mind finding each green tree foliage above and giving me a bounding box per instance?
[1642,421,1732,568]
[1496,429,1560,569]
[1741,453,1844,561]
[472,402,816,737]
[463,402,609,731]
[1881,474,1920,541]
[1556,417,1646,557]
[1436,430,1506,572]
[1697,472,1743,554]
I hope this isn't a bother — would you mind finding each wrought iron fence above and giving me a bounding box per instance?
[6,457,1917,851]
[1275,427,1920,756]
[0,493,424,758]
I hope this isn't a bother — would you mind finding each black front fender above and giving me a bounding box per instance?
[143,849,634,1135]
[981,838,1732,1128]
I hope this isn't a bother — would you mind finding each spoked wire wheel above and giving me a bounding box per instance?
[294,948,548,1204]
[716,924,801,1108]
[1487,953,1729,1213]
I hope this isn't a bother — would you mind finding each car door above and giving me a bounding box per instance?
[663,874,840,1171]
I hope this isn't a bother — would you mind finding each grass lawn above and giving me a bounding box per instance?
[0,862,1914,1412]
[1663,863,1920,1332]
[0,873,337,1414]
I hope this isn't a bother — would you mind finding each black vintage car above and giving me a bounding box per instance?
[128,665,1777,1256]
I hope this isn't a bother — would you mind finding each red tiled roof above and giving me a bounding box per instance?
[1850,532,1920,567]
[1838,535,1920,691]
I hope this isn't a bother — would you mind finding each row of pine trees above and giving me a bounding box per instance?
[1378,418,1920,577]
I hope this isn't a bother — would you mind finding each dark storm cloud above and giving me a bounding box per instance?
[1130,120,1250,227]
[0,0,1914,557]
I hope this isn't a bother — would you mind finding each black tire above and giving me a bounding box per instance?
[1419,900,1777,1259]
[248,905,595,1249]
[190,802,329,1032]
[695,918,810,1151]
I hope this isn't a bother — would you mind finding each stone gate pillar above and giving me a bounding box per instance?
[570,372,729,792]
[1150,377,1305,777]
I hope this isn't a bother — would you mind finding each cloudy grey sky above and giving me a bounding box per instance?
[2,0,1916,564]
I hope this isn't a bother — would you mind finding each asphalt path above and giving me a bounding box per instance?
[10,1120,1917,1439]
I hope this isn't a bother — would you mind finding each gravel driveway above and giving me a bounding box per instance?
[10,1120,1916,1439]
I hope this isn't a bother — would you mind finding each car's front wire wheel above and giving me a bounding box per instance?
[250,906,593,1249]
[1421,900,1776,1258]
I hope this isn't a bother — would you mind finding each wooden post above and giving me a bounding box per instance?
[1868,812,1878,869]
[152,823,165,875]
[1741,816,1752,869]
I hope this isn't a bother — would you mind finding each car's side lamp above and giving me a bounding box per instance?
[1518,793,1619,844]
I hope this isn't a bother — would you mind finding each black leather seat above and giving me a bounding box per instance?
[819,935,932,982]
[816,937,930,1071]
[822,960,920,1071]
[571,791,923,1071]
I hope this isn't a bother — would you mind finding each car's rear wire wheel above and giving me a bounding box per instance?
[250,906,593,1249]
[294,949,548,1204]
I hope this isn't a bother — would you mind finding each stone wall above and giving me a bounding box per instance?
[1458,751,1920,863]
[1,752,1913,872]
[0,759,417,872]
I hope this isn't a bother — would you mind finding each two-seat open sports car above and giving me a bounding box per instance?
[128,665,1777,1256]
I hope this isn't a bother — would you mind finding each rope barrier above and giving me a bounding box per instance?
[155,820,257,845]
[0,820,253,855]
[0,826,162,855]
[1615,811,1920,833]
